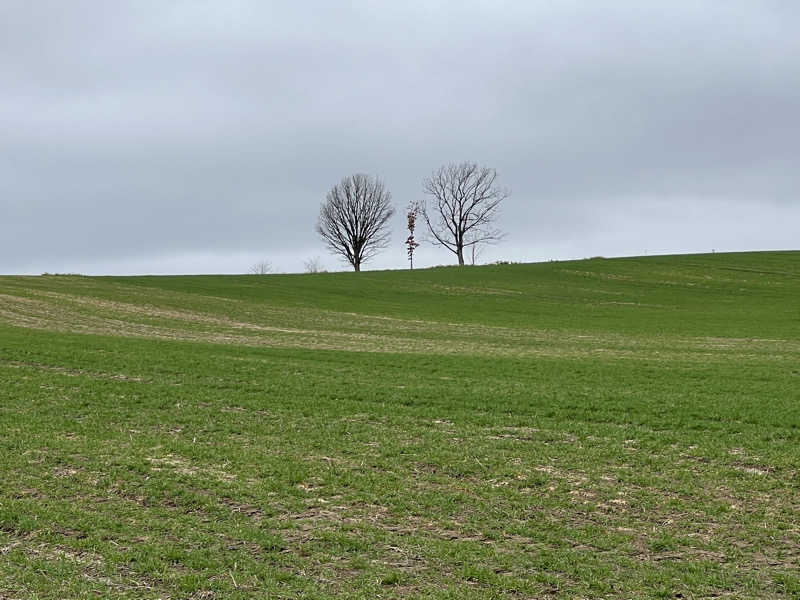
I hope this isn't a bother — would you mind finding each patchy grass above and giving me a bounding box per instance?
[0,251,799,598]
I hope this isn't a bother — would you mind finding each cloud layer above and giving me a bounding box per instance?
[2,1,798,274]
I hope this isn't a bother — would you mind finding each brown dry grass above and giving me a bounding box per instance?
[2,289,799,363]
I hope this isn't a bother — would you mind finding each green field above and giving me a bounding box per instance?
[1,251,799,599]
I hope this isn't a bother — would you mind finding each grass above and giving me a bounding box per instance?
[0,250,798,599]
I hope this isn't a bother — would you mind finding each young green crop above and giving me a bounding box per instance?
[0,251,798,599]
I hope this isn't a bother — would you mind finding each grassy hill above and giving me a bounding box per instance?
[1,251,798,599]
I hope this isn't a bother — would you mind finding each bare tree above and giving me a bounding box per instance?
[421,162,508,266]
[303,256,325,274]
[248,259,272,275]
[316,174,395,272]
[467,233,485,266]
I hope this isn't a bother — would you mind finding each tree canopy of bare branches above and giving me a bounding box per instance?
[303,256,325,274]
[248,260,272,275]
[421,162,508,266]
[316,173,395,272]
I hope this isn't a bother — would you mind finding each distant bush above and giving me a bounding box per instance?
[40,273,85,277]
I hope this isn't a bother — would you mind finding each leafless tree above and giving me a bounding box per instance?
[467,233,485,266]
[421,162,508,266]
[316,173,395,272]
[248,259,272,275]
[303,256,325,274]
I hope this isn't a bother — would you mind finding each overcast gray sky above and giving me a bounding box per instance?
[2,1,798,274]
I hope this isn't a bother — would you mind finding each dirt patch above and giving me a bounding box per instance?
[52,466,81,478]
[220,498,264,521]
[147,455,237,483]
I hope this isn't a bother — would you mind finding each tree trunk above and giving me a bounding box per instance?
[353,262,361,272]
[456,246,465,266]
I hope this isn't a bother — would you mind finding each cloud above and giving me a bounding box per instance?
[2,1,798,274]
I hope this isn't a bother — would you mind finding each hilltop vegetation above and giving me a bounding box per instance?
[0,251,798,599]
